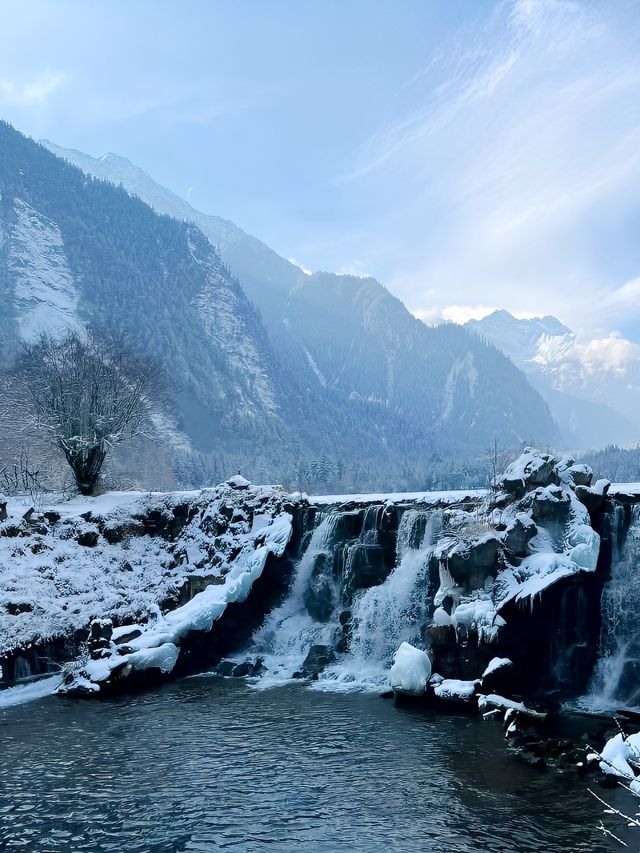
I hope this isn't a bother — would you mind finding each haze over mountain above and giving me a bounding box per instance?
[467,310,640,449]
[0,124,558,492]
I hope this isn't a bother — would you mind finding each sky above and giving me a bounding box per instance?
[1,0,640,342]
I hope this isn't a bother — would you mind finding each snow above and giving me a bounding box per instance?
[589,732,640,779]
[60,499,293,692]
[0,484,293,665]
[389,642,431,696]
[611,483,640,498]
[311,489,486,506]
[434,679,478,701]
[10,198,83,341]
[482,657,512,678]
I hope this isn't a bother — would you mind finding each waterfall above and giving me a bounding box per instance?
[316,509,441,691]
[249,512,343,686]
[250,505,440,692]
[585,504,640,711]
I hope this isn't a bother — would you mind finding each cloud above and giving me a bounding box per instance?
[571,333,639,376]
[338,0,640,333]
[0,71,66,106]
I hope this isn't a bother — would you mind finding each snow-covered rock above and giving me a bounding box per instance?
[589,731,640,786]
[389,642,432,696]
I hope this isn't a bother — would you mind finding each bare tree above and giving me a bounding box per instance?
[4,331,162,495]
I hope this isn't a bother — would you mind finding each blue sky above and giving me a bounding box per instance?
[2,0,640,341]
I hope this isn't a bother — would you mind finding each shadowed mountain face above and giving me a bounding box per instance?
[1,124,557,492]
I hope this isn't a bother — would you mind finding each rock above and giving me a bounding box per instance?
[446,534,500,589]
[226,475,251,489]
[481,657,515,696]
[498,449,560,497]
[103,520,146,544]
[303,552,335,622]
[88,618,113,659]
[576,479,610,513]
[113,628,142,645]
[503,514,537,557]
[342,543,389,596]
[43,511,61,525]
[300,644,336,679]
[231,659,265,677]
[215,660,236,677]
[531,485,571,522]
[77,530,99,547]
[5,601,33,615]
[0,496,7,522]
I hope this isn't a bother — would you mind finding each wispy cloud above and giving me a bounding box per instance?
[336,0,640,335]
[0,71,66,106]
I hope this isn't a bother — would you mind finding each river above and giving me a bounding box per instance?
[0,676,628,851]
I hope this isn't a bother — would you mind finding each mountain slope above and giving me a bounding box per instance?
[467,310,639,448]
[40,139,558,470]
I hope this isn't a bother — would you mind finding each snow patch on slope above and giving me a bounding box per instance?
[10,199,82,341]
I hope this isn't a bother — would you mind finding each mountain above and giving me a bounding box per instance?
[467,310,639,449]
[36,138,558,482]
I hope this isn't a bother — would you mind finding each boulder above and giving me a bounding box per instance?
[531,485,571,523]
[88,618,113,659]
[576,479,610,513]
[77,530,99,548]
[0,496,7,522]
[503,514,537,556]
[446,534,501,589]
[498,449,560,497]
[300,644,336,679]
[481,657,515,696]
[389,642,431,696]
[103,520,146,544]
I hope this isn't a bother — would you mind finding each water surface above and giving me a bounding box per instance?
[0,677,628,851]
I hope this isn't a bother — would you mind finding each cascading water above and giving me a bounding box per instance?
[316,508,441,691]
[584,504,640,710]
[249,512,343,686]
[251,504,441,692]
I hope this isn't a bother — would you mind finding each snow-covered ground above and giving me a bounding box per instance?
[0,483,293,662]
[310,488,486,506]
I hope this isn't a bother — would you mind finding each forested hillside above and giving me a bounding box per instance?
[37,136,559,490]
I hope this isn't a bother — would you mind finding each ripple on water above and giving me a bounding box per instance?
[0,678,625,851]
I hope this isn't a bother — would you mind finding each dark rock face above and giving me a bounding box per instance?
[77,530,99,548]
[103,521,146,544]
[342,544,388,598]
[299,644,336,679]
[531,486,571,522]
[446,535,501,589]
[304,553,336,622]
[503,514,536,557]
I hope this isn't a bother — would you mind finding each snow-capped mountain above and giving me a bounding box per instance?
[0,123,558,490]
[467,310,640,448]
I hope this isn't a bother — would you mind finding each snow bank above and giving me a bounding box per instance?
[389,642,431,696]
